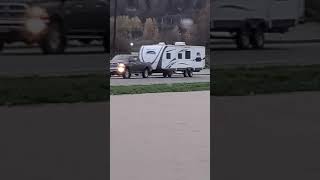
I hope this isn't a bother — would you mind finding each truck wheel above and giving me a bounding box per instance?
[236,31,251,49]
[80,39,91,45]
[40,23,66,54]
[0,41,4,52]
[122,69,131,79]
[250,30,265,49]
[142,68,149,78]
[103,33,109,53]
[187,69,193,77]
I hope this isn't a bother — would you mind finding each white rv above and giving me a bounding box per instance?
[211,0,305,49]
[139,42,206,78]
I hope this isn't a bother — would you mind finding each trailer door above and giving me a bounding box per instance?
[193,47,206,70]
[162,46,176,69]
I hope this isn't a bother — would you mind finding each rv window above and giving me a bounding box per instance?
[147,51,156,54]
[185,51,191,59]
[166,53,171,59]
[178,53,182,59]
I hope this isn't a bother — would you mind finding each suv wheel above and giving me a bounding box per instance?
[41,23,66,54]
[167,71,173,78]
[142,68,149,78]
[122,69,131,79]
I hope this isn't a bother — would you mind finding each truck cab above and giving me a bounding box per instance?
[0,0,109,54]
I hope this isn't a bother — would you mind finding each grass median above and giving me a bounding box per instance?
[0,75,209,106]
[0,75,109,106]
[4,64,320,105]
[111,82,210,95]
[213,65,320,96]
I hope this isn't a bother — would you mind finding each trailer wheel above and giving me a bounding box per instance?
[183,70,188,77]
[40,22,66,54]
[103,32,109,53]
[163,72,168,78]
[236,30,251,49]
[142,68,149,78]
[250,29,265,49]
[187,69,193,77]
[122,69,131,79]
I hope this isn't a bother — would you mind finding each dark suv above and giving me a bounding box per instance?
[0,0,109,54]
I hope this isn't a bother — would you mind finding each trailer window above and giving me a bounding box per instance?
[178,53,182,59]
[166,53,171,59]
[185,51,191,59]
[147,51,156,54]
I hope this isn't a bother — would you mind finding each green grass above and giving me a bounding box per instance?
[213,65,320,96]
[0,75,109,106]
[4,64,320,105]
[0,75,209,106]
[111,82,210,95]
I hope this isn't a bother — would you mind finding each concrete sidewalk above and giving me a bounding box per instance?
[213,92,320,180]
[0,102,109,180]
[111,91,210,180]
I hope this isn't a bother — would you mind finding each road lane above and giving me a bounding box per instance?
[211,43,320,67]
[111,91,210,180]
[1,42,319,77]
[110,69,210,86]
[0,47,108,76]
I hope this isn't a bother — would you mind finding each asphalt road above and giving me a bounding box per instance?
[211,42,320,67]
[213,92,320,180]
[0,46,107,76]
[110,69,210,86]
[0,42,318,76]
[0,46,210,86]
[111,91,210,180]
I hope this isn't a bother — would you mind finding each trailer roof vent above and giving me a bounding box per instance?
[158,42,166,45]
[175,42,186,46]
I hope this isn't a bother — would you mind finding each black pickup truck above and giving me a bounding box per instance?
[0,0,109,54]
[110,54,153,79]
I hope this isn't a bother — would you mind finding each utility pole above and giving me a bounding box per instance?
[112,0,117,54]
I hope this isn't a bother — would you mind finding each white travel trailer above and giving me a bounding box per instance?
[211,0,305,49]
[139,42,206,78]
